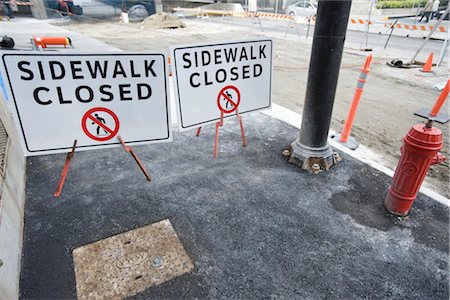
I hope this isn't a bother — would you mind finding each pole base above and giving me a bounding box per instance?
[287,138,341,172]
[330,134,359,150]
[414,107,450,124]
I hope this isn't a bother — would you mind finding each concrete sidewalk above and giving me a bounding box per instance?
[20,113,448,299]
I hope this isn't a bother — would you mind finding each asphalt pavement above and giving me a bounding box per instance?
[21,113,449,299]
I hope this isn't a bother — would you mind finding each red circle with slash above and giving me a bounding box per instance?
[81,107,120,142]
[217,85,241,113]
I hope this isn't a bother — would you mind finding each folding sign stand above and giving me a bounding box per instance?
[53,136,152,198]
[118,135,152,181]
[221,11,233,23]
[54,140,77,197]
[195,85,247,159]
[196,109,247,159]
[251,12,264,32]
[284,16,300,39]
[196,9,211,22]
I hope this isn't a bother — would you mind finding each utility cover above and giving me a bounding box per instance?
[73,219,193,300]
[170,39,272,130]
[1,52,171,156]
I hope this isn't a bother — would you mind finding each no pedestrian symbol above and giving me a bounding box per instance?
[217,85,241,114]
[81,107,120,142]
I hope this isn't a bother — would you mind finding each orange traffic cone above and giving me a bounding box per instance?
[420,52,433,73]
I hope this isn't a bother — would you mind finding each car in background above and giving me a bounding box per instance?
[285,0,317,18]
[103,0,156,21]
[45,0,155,21]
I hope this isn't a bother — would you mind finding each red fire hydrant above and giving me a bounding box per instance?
[384,120,445,216]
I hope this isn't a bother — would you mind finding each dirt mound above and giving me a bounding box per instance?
[142,13,186,29]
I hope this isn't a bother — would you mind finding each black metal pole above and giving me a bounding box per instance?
[289,0,352,170]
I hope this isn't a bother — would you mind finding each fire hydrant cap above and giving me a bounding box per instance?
[405,124,443,151]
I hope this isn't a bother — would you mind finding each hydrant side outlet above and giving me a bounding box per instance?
[384,123,444,216]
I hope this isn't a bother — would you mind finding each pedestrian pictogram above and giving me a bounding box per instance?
[82,107,120,142]
[217,85,241,113]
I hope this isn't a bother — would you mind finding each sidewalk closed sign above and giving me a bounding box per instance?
[170,39,272,130]
[1,52,171,156]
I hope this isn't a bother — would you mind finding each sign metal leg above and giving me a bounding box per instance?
[195,127,202,137]
[118,135,152,182]
[236,109,247,147]
[214,111,224,159]
[54,140,77,198]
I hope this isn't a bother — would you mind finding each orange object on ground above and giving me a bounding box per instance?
[420,52,433,73]
[429,80,449,117]
[339,54,373,144]
[54,140,77,198]
[118,135,152,181]
[168,55,172,77]
[33,36,72,49]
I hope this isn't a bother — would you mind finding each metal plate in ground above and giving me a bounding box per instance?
[414,107,450,124]
[73,219,194,300]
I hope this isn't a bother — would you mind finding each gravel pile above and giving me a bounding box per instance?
[142,12,186,29]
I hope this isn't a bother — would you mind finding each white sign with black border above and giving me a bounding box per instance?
[1,52,171,156]
[170,39,272,130]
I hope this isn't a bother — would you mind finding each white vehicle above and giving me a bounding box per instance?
[286,1,317,18]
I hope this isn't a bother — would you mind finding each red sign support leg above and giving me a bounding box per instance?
[213,109,247,159]
[213,111,224,159]
[236,109,247,147]
[54,140,77,198]
[195,127,202,137]
[118,135,152,182]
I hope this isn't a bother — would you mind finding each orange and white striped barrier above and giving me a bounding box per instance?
[174,7,299,22]
[11,1,32,5]
[384,22,447,32]
[350,18,373,25]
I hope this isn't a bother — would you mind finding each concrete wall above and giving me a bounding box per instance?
[0,93,26,299]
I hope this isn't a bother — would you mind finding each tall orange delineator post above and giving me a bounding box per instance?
[430,80,449,117]
[414,80,450,123]
[332,54,372,150]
